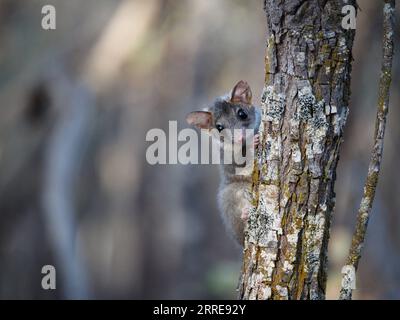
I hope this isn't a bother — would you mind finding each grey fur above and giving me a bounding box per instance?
[187,86,261,246]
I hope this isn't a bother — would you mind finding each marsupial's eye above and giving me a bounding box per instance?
[216,124,224,132]
[237,109,248,120]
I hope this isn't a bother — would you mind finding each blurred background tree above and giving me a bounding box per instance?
[0,0,399,299]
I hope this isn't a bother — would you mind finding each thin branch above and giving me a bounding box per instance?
[339,0,396,300]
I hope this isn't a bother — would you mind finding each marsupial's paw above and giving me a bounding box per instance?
[241,207,250,221]
[253,134,260,148]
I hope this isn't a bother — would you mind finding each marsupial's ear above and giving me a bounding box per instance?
[230,80,252,105]
[186,111,213,129]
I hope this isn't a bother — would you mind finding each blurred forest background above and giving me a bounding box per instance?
[0,0,399,299]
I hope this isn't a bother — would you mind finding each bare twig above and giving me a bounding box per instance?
[339,0,395,300]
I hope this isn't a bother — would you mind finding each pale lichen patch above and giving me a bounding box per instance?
[247,185,281,247]
[291,143,302,163]
[286,232,299,245]
[262,286,272,299]
[262,85,286,122]
[283,260,294,273]
[333,106,348,136]
[296,52,306,63]
[296,86,315,121]
[341,265,356,291]
[275,285,288,299]
[359,197,371,213]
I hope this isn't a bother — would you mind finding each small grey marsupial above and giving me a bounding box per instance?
[186,80,261,246]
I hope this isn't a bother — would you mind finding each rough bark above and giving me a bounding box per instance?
[239,0,356,300]
[339,0,395,300]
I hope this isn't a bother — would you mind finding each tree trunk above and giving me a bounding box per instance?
[239,0,356,300]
